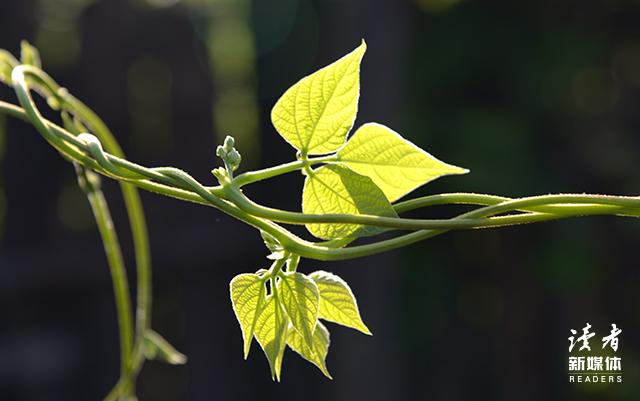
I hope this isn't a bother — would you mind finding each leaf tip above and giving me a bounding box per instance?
[449,165,470,175]
[142,330,188,366]
[168,352,188,365]
[439,160,470,177]
[274,368,283,382]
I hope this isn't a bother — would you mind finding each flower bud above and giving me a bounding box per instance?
[227,149,242,170]
[223,135,235,151]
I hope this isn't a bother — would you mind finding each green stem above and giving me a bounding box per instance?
[233,154,338,187]
[62,92,152,373]
[393,192,638,215]
[3,89,640,262]
[223,184,640,230]
[6,93,636,234]
[286,254,300,272]
[75,165,134,398]
[267,258,287,277]
[0,98,295,249]
[9,67,152,390]
[302,193,640,260]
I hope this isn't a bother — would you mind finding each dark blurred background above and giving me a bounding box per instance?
[1,0,640,400]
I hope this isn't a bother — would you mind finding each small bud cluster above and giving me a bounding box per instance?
[216,135,242,173]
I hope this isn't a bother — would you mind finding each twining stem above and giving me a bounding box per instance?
[3,73,640,263]
[12,66,151,394]
[62,93,152,372]
[223,183,640,230]
[306,193,640,260]
[8,66,152,390]
[4,89,638,232]
[393,192,639,216]
[75,165,134,399]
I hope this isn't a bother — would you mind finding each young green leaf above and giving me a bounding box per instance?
[337,123,469,202]
[20,40,41,68]
[142,329,187,365]
[0,50,18,84]
[229,273,267,359]
[287,321,332,379]
[309,270,371,335]
[302,164,398,239]
[271,41,366,155]
[0,61,10,84]
[253,294,289,381]
[277,272,320,348]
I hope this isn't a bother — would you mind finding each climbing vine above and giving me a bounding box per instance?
[1,40,638,398]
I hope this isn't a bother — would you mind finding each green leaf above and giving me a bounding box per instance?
[0,61,10,84]
[253,294,289,381]
[142,329,187,365]
[0,50,18,85]
[20,40,41,68]
[277,272,319,348]
[310,270,371,335]
[338,123,469,202]
[271,41,366,155]
[229,273,267,359]
[302,164,398,240]
[287,321,332,379]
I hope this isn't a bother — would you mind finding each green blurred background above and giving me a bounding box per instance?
[1,0,639,400]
